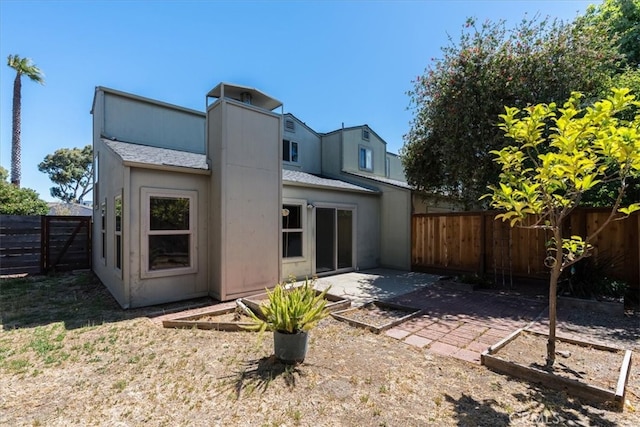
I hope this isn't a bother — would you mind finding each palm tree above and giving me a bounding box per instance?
[7,55,44,187]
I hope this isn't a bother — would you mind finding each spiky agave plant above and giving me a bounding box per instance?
[244,280,331,334]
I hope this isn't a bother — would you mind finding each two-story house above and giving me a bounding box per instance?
[91,82,452,308]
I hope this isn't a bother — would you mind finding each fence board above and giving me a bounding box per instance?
[1,215,92,276]
[412,209,639,289]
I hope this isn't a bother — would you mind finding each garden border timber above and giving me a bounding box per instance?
[161,305,255,331]
[330,300,422,334]
[481,329,633,411]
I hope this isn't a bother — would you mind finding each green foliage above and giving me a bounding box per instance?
[7,55,44,84]
[580,0,640,68]
[245,280,331,334]
[559,253,628,300]
[486,88,640,233]
[484,88,639,365]
[38,145,93,203]
[402,15,621,207]
[7,54,45,187]
[0,166,48,215]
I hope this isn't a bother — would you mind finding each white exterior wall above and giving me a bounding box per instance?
[282,185,380,279]
[283,115,322,175]
[102,90,205,154]
[208,98,282,301]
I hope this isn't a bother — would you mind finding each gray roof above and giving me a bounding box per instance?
[283,169,376,193]
[104,139,208,171]
[48,202,93,216]
[345,171,412,190]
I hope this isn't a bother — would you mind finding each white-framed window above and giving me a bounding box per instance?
[283,139,299,163]
[114,193,122,272]
[359,146,373,171]
[385,157,391,178]
[94,153,99,210]
[100,199,106,262]
[141,188,197,278]
[282,200,305,259]
[362,128,370,141]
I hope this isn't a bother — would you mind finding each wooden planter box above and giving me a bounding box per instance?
[330,301,422,334]
[162,305,254,332]
[481,329,632,410]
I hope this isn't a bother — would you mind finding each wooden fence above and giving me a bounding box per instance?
[0,215,92,276]
[412,209,640,289]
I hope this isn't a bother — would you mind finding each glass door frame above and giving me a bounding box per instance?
[312,202,357,276]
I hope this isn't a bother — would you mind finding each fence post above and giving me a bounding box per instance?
[40,215,47,274]
[479,212,487,276]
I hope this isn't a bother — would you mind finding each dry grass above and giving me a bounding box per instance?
[1,272,638,426]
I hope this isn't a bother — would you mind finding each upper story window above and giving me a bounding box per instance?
[285,118,296,132]
[283,139,299,163]
[359,146,373,172]
[141,188,197,278]
[362,129,370,141]
[385,157,391,178]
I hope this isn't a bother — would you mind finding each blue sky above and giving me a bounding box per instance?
[1,0,597,201]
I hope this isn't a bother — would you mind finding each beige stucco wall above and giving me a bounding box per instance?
[102,89,205,154]
[412,193,464,214]
[208,98,282,301]
[281,185,380,279]
[386,153,405,181]
[93,87,211,308]
[341,128,386,177]
[379,184,412,270]
[92,137,128,307]
[320,131,342,177]
[283,115,322,175]
[124,168,210,308]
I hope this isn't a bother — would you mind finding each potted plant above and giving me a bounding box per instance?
[243,280,331,364]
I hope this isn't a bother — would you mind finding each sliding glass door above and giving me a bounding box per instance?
[315,207,354,274]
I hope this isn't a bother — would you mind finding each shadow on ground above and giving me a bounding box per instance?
[221,355,304,398]
[445,381,621,427]
[0,271,214,330]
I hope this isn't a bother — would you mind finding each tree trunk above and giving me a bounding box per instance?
[546,227,564,368]
[11,72,22,188]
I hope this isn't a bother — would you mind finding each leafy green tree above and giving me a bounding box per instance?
[0,167,48,215]
[38,145,93,203]
[7,55,45,188]
[401,17,621,207]
[484,89,639,367]
[580,0,640,68]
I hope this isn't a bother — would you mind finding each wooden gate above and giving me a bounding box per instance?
[0,215,92,276]
[42,216,92,273]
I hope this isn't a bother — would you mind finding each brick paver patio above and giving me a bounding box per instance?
[385,285,548,364]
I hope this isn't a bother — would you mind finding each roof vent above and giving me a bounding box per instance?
[285,118,295,131]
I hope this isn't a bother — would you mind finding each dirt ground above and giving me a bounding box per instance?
[1,272,639,426]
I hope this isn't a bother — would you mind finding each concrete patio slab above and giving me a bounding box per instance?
[312,268,442,306]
